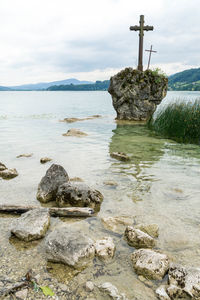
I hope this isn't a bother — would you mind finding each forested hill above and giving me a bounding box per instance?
[47,80,110,91]
[168,67,200,91]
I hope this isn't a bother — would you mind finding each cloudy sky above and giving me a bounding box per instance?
[0,0,199,85]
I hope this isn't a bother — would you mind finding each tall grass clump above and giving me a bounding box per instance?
[148,99,200,144]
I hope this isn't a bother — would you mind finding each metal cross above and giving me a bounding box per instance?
[145,45,157,69]
[130,15,154,71]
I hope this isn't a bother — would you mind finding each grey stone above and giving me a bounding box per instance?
[15,289,28,299]
[0,162,6,171]
[37,164,69,203]
[101,216,133,234]
[110,152,130,161]
[135,223,159,238]
[16,153,33,158]
[0,168,18,179]
[95,237,115,260]
[10,208,50,241]
[85,281,94,292]
[124,226,156,248]
[168,263,200,298]
[62,128,88,137]
[45,227,95,269]
[131,249,169,280]
[40,157,52,164]
[56,182,103,209]
[108,68,168,121]
[98,282,128,300]
[155,285,170,300]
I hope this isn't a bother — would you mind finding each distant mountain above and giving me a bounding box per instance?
[8,78,94,91]
[0,86,11,91]
[47,80,110,91]
[169,67,200,91]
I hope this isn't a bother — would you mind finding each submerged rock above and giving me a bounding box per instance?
[168,263,200,298]
[131,249,169,280]
[0,162,6,171]
[98,282,128,300]
[108,68,168,121]
[101,216,133,234]
[135,223,159,238]
[110,152,130,161]
[10,208,50,241]
[62,128,88,137]
[124,226,156,249]
[45,227,95,269]
[103,180,118,187]
[40,157,52,164]
[16,153,33,158]
[95,237,115,260]
[60,115,102,123]
[155,285,170,300]
[70,177,84,182]
[56,182,103,209]
[37,164,69,203]
[0,168,18,179]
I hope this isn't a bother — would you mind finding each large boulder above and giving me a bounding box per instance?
[108,68,168,121]
[56,182,103,210]
[131,249,169,280]
[45,227,95,269]
[124,226,156,249]
[10,208,50,241]
[37,164,69,203]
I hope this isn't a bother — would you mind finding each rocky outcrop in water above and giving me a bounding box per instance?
[124,226,156,248]
[95,237,115,260]
[108,68,168,121]
[45,227,95,269]
[40,157,52,164]
[56,182,103,210]
[37,164,69,203]
[62,128,88,137]
[0,162,18,179]
[10,208,50,241]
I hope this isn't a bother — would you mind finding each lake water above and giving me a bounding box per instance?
[0,91,200,299]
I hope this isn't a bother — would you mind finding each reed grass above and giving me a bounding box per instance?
[148,99,200,144]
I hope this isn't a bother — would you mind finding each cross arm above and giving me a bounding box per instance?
[143,26,154,31]
[130,26,140,31]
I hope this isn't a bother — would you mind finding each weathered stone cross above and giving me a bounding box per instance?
[130,15,154,71]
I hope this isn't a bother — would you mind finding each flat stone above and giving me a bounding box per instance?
[85,281,94,292]
[124,226,156,248]
[70,177,84,182]
[40,157,52,164]
[37,164,69,203]
[155,285,170,300]
[11,208,50,241]
[62,128,88,137]
[135,223,159,238]
[110,152,130,161]
[168,263,200,298]
[95,237,115,260]
[131,249,169,280]
[98,282,128,300]
[16,153,33,158]
[0,168,18,179]
[15,289,28,299]
[103,180,118,186]
[101,216,133,234]
[60,115,102,123]
[56,182,103,210]
[45,227,95,269]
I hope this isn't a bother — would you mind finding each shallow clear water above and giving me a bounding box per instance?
[0,91,200,299]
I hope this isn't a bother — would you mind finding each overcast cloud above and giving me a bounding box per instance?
[0,0,199,85]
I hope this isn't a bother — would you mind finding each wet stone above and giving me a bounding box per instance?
[45,226,95,269]
[155,285,170,300]
[0,168,18,179]
[98,282,128,300]
[40,157,52,164]
[101,216,133,234]
[124,226,156,248]
[110,152,130,161]
[15,289,28,299]
[37,164,69,203]
[10,208,50,241]
[85,281,94,292]
[135,223,159,238]
[16,153,33,158]
[0,162,6,171]
[95,237,116,260]
[131,249,169,280]
[62,128,88,137]
[56,182,103,209]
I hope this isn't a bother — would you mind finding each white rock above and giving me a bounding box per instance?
[85,281,94,292]
[131,249,169,280]
[98,282,128,300]
[15,288,28,299]
[155,285,170,300]
[95,237,115,260]
[11,208,50,241]
[45,227,95,269]
[124,226,156,248]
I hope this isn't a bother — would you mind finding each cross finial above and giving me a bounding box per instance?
[130,15,154,71]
